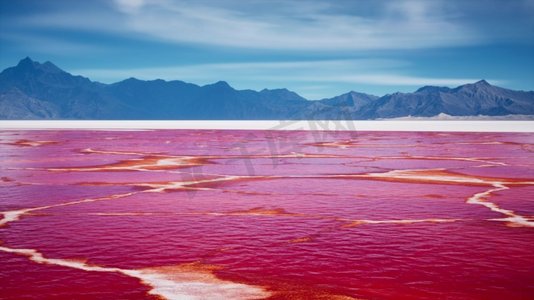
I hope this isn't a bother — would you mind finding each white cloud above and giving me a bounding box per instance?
[13,0,482,51]
[120,0,480,50]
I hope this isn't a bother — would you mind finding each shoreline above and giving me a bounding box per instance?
[0,120,533,132]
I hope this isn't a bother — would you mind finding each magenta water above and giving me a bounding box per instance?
[0,130,533,299]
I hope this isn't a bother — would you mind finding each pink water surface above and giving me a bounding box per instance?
[0,129,533,299]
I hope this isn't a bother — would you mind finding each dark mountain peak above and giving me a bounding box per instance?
[318,90,378,108]
[466,80,492,89]
[415,85,451,93]
[18,56,35,66]
[214,80,231,87]
[118,77,187,87]
[11,57,65,75]
[15,56,39,70]
[41,61,63,73]
[260,88,291,94]
[474,79,490,86]
[204,80,234,91]
[111,77,144,88]
[0,57,93,106]
[453,80,495,94]
[348,91,379,99]
[278,88,290,92]
[260,88,294,96]
[416,85,434,92]
[259,88,306,103]
[124,77,141,83]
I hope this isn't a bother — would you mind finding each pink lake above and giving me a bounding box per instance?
[0,129,533,299]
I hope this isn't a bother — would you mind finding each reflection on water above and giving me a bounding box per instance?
[0,130,533,299]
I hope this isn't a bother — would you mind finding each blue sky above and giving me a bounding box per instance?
[0,0,533,99]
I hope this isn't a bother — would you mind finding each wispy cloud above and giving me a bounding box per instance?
[316,74,495,87]
[71,59,405,83]
[11,0,482,51]
[113,0,481,50]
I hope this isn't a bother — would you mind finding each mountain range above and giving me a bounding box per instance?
[1,57,533,120]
